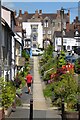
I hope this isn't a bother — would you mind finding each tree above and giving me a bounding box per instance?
[58,51,66,68]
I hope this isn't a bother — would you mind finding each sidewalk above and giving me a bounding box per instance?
[33,56,61,119]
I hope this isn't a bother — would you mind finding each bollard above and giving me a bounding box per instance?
[62,98,64,120]
[78,103,80,120]
[29,99,33,120]
[77,102,80,120]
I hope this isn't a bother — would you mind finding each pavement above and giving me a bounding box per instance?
[5,56,61,119]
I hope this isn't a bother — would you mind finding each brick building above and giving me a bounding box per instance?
[15,9,70,49]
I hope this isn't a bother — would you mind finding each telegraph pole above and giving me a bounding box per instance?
[60,7,64,51]
[0,0,2,77]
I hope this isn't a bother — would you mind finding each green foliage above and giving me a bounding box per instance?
[53,73,78,110]
[74,57,80,74]
[22,50,30,61]
[0,77,16,109]
[40,58,55,72]
[40,45,53,65]
[43,72,51,81]
[43,83,54,98]
[58,51,66,68]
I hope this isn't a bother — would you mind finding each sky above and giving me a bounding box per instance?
[2,2,79,23]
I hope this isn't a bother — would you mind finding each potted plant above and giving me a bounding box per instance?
[0,77,16,116]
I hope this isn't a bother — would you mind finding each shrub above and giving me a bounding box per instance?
[22,50,30,61]
[53,72,78,110]
[74,57,80,74]
[43,83,54,98]
[0,77,16,109]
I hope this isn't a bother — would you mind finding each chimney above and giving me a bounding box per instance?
[66,22,70,32]
[67,10,70,23]
[35,9,38,18]
[57,10,60,18]
[19,9,22,16]
[14,10,16,16]
[68,10,70,17]
[24,11,28,15]
[35,9,38,14]
[39,10,42,15]
[76,16,78,22]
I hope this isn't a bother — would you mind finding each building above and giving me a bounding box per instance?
[14,26,25,74]
[54,30,78,51]
[1,6,16,81]
[15,9,70,50]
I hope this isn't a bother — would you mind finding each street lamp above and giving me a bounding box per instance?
[60,7,64,51]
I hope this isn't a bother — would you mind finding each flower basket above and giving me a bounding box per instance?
[63,111,79,120]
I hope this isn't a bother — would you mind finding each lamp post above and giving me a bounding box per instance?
[60,7,64,51]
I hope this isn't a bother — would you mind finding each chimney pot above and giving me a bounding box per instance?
[39,10,42,15]
[57,10,60,18]
[24,11,28,15]
[19,10,22,16]
[35,9,38,14]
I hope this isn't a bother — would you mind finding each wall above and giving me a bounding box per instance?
[1,8,11,27]
[23,22,43,48]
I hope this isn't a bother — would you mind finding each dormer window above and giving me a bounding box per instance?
[63,30,65,36]
[44,20,48,27]
[75,30,79,36]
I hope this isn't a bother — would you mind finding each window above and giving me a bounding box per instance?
[33,34,37,41]
[58,23,60,27]
[32,28,37,33]
[43,31,45,34]
[67,46,70,50]
[53,22,55,27]
[64,39,67,43]
[33,44,36,48]
[44,21,48,27]
[48,30,51,34]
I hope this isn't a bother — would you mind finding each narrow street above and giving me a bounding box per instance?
[5,56,61,119]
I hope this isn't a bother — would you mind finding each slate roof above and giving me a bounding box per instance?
[16,12,68,22]
[54,30,75,38]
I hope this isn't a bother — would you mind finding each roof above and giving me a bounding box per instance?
[54,30,75,38]
[2,5,15,13]
[1,18,15,36]
[2,5,16,25]
[16,12,68,22]
[14,26,22,32]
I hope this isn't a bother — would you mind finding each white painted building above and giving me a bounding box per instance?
[54,31,78,51]
[23,22,43,49]
[55,37,78,51]
[1,6,16,81]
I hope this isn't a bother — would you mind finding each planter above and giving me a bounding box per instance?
[0,107,5,120]
[63,111,79,120]
[4,107,12,117]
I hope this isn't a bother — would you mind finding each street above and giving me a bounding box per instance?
[5,56,61,119]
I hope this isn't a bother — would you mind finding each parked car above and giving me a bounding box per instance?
[32,48,44,56]
[65,55,76,64]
